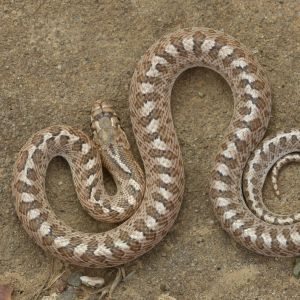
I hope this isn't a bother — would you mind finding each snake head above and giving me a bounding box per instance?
[91,101,130,150]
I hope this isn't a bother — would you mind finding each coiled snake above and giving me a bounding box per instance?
[12,28,300,268]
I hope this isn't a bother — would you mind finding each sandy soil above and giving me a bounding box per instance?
[1,1,300,299]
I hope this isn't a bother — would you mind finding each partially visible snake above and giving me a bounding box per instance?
[12,27,300,268]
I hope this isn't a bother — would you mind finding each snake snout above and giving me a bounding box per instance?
[91,101,120,128]
[91,101,121,146]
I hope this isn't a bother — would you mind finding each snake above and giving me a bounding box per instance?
[12,27,300,268]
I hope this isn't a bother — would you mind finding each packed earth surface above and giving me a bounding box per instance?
[1,1,300,299]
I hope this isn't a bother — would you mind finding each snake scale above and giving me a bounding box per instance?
[12,28,300,268]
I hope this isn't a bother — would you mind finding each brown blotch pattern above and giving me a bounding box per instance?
[16,150,29,172]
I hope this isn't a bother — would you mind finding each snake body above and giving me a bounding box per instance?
[12,28,300,268]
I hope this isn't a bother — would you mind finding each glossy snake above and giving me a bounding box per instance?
[12,28,300,268]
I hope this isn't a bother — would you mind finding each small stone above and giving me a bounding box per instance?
[57,287,75,300]
[55,277,67,293]
[160,283,169,292]
[196,238,205,243]
[67,272,83,287]
[42,293,58,300]
[293,258,300,277]
[158,294,177,300]
[80,276,105,287]
[198,92,205,98]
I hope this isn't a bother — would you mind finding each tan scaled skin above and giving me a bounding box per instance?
[12,28,300,268]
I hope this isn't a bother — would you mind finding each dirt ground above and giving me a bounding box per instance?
[1,1,300,299]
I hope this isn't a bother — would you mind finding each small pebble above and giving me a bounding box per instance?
[198,92,205,98]
[57,287,75,300]
[160,283,169,292]
[293,257,300,277]
[80,276,105,288]
[67,272,83,287]
[41,293,58,300]
[55,277,67,293]
[158,294,177,300]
